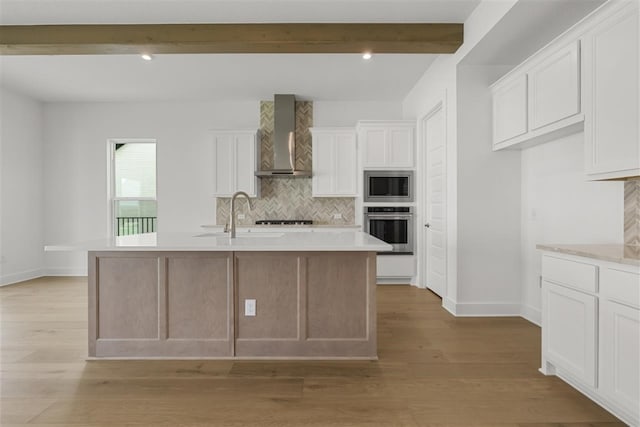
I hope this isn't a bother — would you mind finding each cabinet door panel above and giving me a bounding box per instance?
[387,128,414,167]
[235,133,256,196]
[585,7,640,177]
[544,281,597,387]
[311,133,334,196]
[334,133,357,195]
[362,129,387,167]
[212,135,234,196]
[493,74,528,145]
[529,41,580,130]
[600,300,640,420]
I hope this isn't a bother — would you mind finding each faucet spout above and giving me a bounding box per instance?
[229,191,252,239]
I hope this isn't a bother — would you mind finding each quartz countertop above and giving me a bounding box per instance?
[536,244,640,267]
[200,224,361,230]
[45,231,391,252]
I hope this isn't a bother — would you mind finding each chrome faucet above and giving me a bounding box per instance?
[228,191,252,238]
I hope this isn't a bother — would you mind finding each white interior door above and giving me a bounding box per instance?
[422,104,446,298]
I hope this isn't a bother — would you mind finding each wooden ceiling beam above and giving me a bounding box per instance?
[0,23,463,55]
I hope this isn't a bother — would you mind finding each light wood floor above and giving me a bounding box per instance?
[0,277,624,426]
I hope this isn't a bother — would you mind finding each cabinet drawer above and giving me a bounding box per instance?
[542,255,598,293]
[601,267,640,309]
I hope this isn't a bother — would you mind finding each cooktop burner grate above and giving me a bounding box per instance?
[255,220,313,225]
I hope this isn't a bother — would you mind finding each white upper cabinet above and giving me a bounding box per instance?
[583,1,640,180]
[491,40,583,150]
[358,121,415,169]
[529,41,581,131]
[492,74,528,145]
[211,130,259,197]
[310,128,357,197]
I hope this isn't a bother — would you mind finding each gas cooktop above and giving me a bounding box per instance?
[255,220,313,225]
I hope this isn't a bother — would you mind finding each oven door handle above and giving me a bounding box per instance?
[365,215,412,220]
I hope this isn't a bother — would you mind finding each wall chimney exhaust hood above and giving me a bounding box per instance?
[255,94,311,178]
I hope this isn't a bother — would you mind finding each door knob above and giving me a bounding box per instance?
[425,223,430,228]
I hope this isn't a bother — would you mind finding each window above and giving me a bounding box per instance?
[109,140,157,236]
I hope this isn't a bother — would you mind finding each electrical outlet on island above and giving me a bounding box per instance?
[332,213,342,220]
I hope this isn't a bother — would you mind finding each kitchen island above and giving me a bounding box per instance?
[47,231,391,359]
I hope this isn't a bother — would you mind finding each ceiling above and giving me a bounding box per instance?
[0,0,606,103]
[0,0,479,102]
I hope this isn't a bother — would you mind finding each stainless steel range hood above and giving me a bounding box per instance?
[255,94,311,178]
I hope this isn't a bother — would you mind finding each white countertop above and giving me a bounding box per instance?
[45,231,392,252]
[537,243,640,267]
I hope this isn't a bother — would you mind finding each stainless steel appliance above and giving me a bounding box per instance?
[255,94,311,178]
[363,207,414,254]
[364,170,414,203]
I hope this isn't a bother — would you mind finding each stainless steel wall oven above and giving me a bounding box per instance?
[363,207,414,255]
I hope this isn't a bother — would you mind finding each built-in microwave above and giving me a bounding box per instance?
[364,170,414,203]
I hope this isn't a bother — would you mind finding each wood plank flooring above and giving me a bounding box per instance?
[0,277,624,426]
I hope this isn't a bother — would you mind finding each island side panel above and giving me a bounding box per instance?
[89,251,234,358]
[234,251,377,359]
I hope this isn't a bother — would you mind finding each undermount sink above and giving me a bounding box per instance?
[194,232,284,238]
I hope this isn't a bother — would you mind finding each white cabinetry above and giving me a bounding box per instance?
[310,128,357,197]
[211,130,259,197]
[540,252,640,425]
[491,40,582,150]
[492,74,528,145]
[599,266,640,422]
[529,41,581,131]
[543,279,597,387]
[358,121,415,169]
[583,1,640,180]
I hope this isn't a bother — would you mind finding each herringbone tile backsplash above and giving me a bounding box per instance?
[216,101,356,226]
[624,180,640,246]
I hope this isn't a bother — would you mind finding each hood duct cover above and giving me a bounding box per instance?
[255,94,311,177]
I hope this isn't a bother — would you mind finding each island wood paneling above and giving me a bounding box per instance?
[307,252,368,339]
[166,255,231,340]
[89,250,376,359]
[234,251,377,358]
[89,251,234,358]
[235,253,300,340]
[95,256,159,340]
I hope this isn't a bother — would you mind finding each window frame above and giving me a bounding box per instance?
[107,138,158,237]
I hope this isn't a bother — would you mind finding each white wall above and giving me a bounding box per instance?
[520,132,623,324]
[42,99,398,274]
[402,0,518,312]
[314,101,401,126]
[456,65,522,314]
[0,87,44,285]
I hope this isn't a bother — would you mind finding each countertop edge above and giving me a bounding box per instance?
[536,244,640,267]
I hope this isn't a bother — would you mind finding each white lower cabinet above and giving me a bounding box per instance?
[543,280,597,387]
[599,265,640,423]
[541,252,640,426]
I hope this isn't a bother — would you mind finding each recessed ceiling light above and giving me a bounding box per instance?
[141,53,153,61]
[362,52,372,60]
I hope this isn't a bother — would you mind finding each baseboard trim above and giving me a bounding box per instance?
[43,268,88,276]
[442,297,457,315]
[520,304,541,326]
[449,301,522,317]
[0,269,44,287]
[376,278,412,285]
